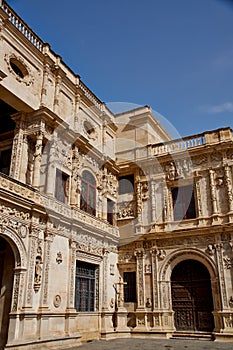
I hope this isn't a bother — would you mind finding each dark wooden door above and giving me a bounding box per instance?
[171,260,214,332]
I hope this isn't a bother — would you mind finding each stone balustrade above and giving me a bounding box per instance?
[0,172,119,237]
[1,0,104,113]
[2,1,43,51]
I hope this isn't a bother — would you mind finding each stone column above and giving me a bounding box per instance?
[9,114,25,180]
[102,249,109,310]
[66,241,76,311]
[225,165,233,213]
[65,240,81,338]
[209,169,218,215]
[135,248,145,310]
[24,228,39,310]
[101,249,115,335]
[194,173,203,217]
[32,132,43,188]
[162,181,170,222]
[19,135,29,183]
[136,181,142,224]
[134,248,147,329]
[40,58,50,107]
[53,73,61,115]
[150,248,159,311]
[39,232,53,310]
[214,243,228,311]
[151,180,157,222]
[7,267,27,343]
[74,93,81,131]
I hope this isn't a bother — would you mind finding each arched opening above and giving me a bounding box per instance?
[80,170,96,216]
[0,236,15,349]
[171,259,214,333]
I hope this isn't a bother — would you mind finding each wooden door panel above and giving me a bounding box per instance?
[171,260,214,332]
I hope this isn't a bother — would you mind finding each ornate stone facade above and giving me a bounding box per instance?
[0,1,233,349]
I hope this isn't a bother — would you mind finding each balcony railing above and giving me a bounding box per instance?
[2,1,43,51]
[0,172,119,238]
[150,134,206,156]
[1,1,104,112]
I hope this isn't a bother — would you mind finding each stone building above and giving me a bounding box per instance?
[0,1,233,349]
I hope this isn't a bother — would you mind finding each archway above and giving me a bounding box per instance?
[171,259,214,332]
[0,236,15,349]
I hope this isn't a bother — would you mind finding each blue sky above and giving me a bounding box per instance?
[7,0,233,137]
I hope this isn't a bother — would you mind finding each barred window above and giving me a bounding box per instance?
[75,261,96,312]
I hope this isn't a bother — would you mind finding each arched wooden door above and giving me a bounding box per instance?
[171,259,214,332]
[0,236,14,349]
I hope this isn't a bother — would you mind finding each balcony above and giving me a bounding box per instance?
[0,172,119,239]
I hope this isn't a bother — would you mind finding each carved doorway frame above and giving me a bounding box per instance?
[171,259,214,332]
[159,248,220,335]
[0,228,27,347]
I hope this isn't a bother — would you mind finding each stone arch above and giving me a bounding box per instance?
[0,227,28,348]
[0,227,27,268]
[159,248,217,282]
[158,248,220,313]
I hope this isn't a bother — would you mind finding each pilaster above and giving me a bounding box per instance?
[32,131,43,188]
[150,180,157,222]
[225,165,233,216]
[209,169,219,223]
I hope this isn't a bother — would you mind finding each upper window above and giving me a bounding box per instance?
[119,174,134,195]
[107,199,114,225]
[55,169,69,203]
[80,170,96,216]
[172,185,196,221]
[9,58,28,79]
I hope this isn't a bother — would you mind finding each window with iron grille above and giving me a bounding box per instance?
[123,271,136,303]
[172,185,196,221]
[80,170,96,216]
[75,261,96,312]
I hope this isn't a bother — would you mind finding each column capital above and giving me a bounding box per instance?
[134,248,145,258]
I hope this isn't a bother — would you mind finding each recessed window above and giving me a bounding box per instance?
[55,169,69,203]
[9,58,28,79]
[172,185,196,221]
[84,121,95,138]
[80,170,96,216]
[107,199,114,225]
[0,149,12,175]
[123,271,136,303]
[119,174,134,195]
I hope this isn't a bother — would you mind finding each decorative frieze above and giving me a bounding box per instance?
[117,201,135,219]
